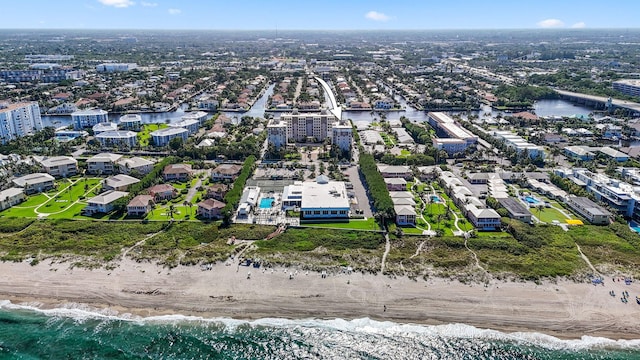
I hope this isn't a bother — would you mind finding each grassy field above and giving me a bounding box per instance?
[1,178,102,219]
[138,123,168,147]
[533,206,572,223]
[302,218,380,231]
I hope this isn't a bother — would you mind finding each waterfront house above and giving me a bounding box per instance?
[127,194,154,217]
[82,190,128,215]
[196,199,226,219]
[0,187,26,211]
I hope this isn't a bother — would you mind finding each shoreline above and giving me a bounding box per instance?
[1,259,639,340]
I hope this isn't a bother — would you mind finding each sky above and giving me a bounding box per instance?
[2,0,638,30]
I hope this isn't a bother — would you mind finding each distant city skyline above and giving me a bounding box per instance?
[1,0,638,30]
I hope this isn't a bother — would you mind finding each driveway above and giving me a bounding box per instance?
[344,165,373,218]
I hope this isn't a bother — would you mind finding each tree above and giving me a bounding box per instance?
[169,137,184,151]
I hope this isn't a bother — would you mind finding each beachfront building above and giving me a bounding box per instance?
[439,170,500,230]
[282,182,303,209]
[428,112,477,156]
[384,178,407,191]
[82,190,129,215]
[71,109,109,129]
[394,205,417,225]
[0,187,26,211]
[95,131,138,148]
[87,153,123,175]
[565,196,611,225]
[148,184,177,201]
[211,164,242,182]
[163,163,193,182]
[92,122,118,135]
[266,120,287,149]
[169,119,200,136]
[205,184,228,201]
[35,156,78,178]
[103,174,140,192]
[237,186,261,217]
[196,199,226,219]
[0,102,43,143]
[300,175,350,219]
[127,195,154,217]
[555,168,640,219]
[118,114,142,131]
[498,197,532,223]
[151,127,188,147]
[117,157,154,175]
[12,173,55,194]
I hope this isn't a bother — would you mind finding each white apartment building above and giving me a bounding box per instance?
[119,114,142,130]
[72,109,109,129]
[95,63,138,72]
[267,120,287,149]
[151,127,189,147]
[35,156,78,178]
[0,102,43,143]
[87,153,123,175]
[117,157,154,175]
[281,110,335,143]
[331,121,352,152]
[95,130,138,148]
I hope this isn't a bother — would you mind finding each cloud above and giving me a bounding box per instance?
[365,11,390,22]
[168,8,181,15]
[571,21,586,29]
[537,18,565,28]
[141,1,157,6]
[97,0,135,8]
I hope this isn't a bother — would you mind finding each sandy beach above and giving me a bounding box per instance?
[0,258,639,340]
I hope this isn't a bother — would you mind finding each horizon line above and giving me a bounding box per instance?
[1,27,640,32]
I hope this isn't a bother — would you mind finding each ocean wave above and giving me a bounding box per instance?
[1,299,639,352]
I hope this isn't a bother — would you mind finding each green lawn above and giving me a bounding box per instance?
[533,206,572,223]
[303,218,381,231]
[380,132,395,146]
[398,149,411,158]
[138,123,168,147]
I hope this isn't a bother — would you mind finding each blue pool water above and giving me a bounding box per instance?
[430,196,441,203]
[629,221,640,233]
[524,196,541,205]
[259,197,275,209]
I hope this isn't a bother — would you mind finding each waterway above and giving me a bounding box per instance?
[41,84,594,129]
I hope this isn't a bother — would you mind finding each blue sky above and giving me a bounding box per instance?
[2,0,638,30]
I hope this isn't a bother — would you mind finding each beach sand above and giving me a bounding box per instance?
[0,258,639,340]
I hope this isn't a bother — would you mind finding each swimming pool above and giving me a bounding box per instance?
[259,197,275,209]
[524,196,541,205]
[430,195,441,203]
[629,221,640,233]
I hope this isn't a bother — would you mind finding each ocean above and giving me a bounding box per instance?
[0,301,638,359]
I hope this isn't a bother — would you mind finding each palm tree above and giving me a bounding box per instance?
[168,204,175,219]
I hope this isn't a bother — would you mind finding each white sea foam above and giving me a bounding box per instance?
[2,299,639,351]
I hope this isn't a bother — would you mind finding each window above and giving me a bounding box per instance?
[322,210,329,215]
[314,210,320,215]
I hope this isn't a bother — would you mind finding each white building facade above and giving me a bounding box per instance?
[0,102,43,143]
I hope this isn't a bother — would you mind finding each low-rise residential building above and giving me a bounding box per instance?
[211,164,243,182]
[197,199,226,219]
[95,130,138,148]
[237,186,261,217]
[118,114,142,131]
[282,182,303,209]
[169,119,200,135]
[181,111,209,125]
[377,165,412,179]
[163,163,193,182]
[71,109,109,129]
[205,183,228,201]
[92,122,118,134]
[148,184,177,201]
[498,197,532,223]
[564,146,595,161]
[116,157,154,175]
[87,153,123,175]
[12,173,55,194]
[384,177,407,191]
[0,187,26,211]
[394,205,417,225]
[127,194,154,217]
[428,112,478,155]
[151,127,189,147]
[565,196,611,225]
[83,190,128,215]
[103,174,140,191]
[493,130,545,159]
[35,156,78,178]
[599,147,629,162]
